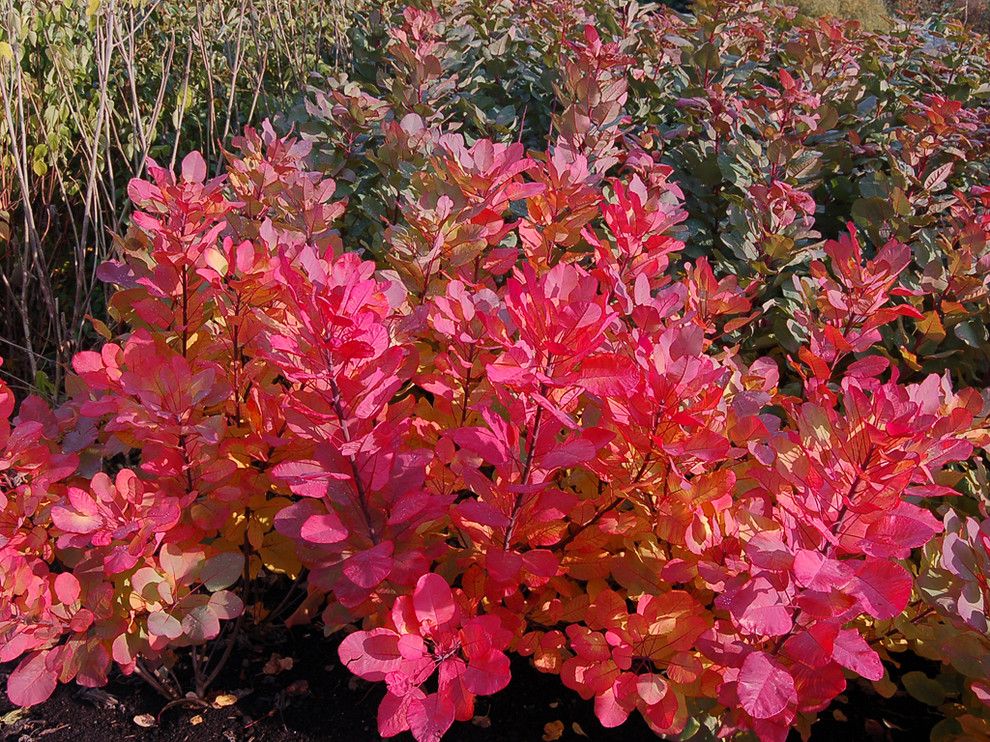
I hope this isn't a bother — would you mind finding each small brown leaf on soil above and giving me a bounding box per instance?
[213,693,239,708]
[263,654,294,675]
[285,679,309,696]
[542,720,564,741]
[1,709,28,727]
[133,713,157,728]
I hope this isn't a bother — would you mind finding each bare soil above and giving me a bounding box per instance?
[1,628,937,742]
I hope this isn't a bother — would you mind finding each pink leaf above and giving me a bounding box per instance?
[407,692,455,742]
[6,651,58,707]
[181,605,221,642]
[745,532,794,572]
[272,499,322,540]
[456,500,510,528]
[463,649,511,695]
[103,545,140,575]
[342,542,395,590]
[378,688,422,738]
[861,503,942,557]
[832,629,883,681]
[53,573,81,605]
[792,550,850,591]
[181,151,207,183]
[413,573,457,630]
[541,437,598,471]
[50,503,101,535]
[148,611,182,640]
[126,177,159,205]
[971,680,990,707]
[339,628,404,681]
[208,590,244,620]
[594,685,632,728]
[723,577,792,636]
[737,651,797,720]
[300,511,348,544]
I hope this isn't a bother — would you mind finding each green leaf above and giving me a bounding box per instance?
[181,605,221,643]
[160,544,204,583]
[208,590,244,620]
[930,718,963,742]
[147,610,182,640]
[200,552,244,591]
[851,196,894,228]
[953,319,988,349]
[902,671,948,706]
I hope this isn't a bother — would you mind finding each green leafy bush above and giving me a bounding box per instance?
[792,0,893,31]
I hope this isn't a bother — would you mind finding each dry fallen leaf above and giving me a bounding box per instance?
[213,694,238,708]
[1,709,28,727]
[542,720,564,741]
[133,713,156,728]
[190,715,204,726]
[285,679,309,696]
[263,654,294,675]
[572,721,589,737]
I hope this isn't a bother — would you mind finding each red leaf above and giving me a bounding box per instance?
[577,353,639,396]
[848,559,913,620]
[449,427,510,466]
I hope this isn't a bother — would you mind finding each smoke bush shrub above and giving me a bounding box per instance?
[2,1,990,741]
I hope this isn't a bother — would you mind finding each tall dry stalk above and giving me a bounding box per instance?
[0,0,368,398]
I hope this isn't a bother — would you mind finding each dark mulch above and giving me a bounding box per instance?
[0,627,938,742]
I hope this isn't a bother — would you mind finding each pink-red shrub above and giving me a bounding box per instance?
[3,2,990,741]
